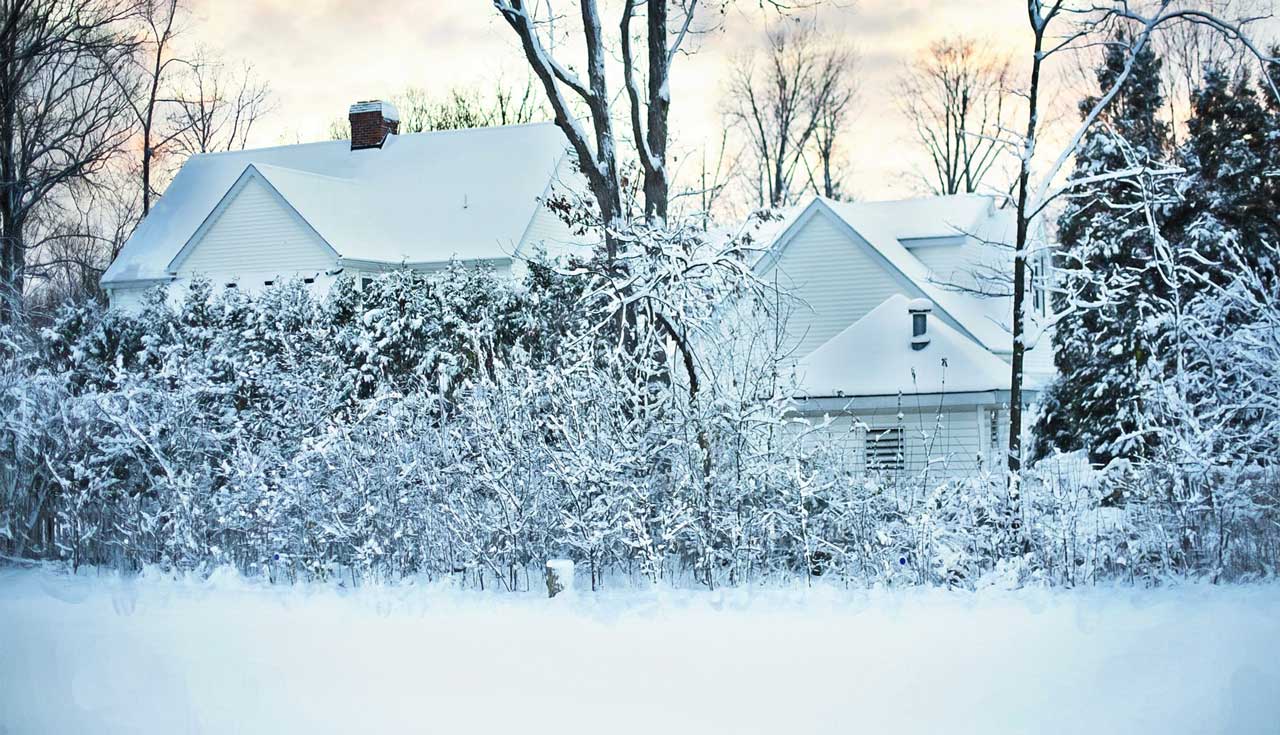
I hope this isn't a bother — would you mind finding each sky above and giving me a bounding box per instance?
[183,1,1271,203]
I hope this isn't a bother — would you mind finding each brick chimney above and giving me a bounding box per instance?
[348,100,400,150]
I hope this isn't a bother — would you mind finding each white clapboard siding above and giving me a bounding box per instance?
[515,157,592,268]
[805,405,1004,478]
[518,203,584,262]
[906,242,972,285]
[104,285,152,313]
[769,211,907,357]
[173,175,336,284]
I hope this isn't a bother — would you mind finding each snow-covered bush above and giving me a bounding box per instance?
[2,237,1276,588]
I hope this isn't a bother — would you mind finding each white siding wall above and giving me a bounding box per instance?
[804,404,1008,479]
[768,211,908,356]
[906,242,970,284]
[514,156,592,273]
[510,205,576,283]
[520,204,582,259]
[174,175,336,292]
[105,286,153,313]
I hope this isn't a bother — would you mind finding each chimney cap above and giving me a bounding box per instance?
[349,100,400,122]
[907,298,933,313]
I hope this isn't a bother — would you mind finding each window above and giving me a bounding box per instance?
[1030,265,1043,313]
[1031,256,1052,316]
[866,427,905,472]
[990,409,1001,459]
[361,277,374,290]
[303,277,315,285]
[263,280,275,287]
[225,282,238,289]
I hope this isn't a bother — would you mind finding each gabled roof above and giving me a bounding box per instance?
[103,122,571,286]
[836,193,999,242]
[166,164,343,273]
[794,294,1013,397]
[756,196,1050,361]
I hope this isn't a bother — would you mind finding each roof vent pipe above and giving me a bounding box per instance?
[908,298,933,351]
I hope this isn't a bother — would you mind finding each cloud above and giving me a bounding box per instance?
[178,0,1057,198]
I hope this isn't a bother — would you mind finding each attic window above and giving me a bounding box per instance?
[866,427,905,473]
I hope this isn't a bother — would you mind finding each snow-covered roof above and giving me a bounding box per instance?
[842,193,998,242]
[103,122,571,286]
[794,294,1014,397]
[767,196,1052,355]
[750,194,1056,392]
[823,198,1015,348]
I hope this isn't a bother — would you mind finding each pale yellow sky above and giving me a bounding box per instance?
[182,1,1272,202]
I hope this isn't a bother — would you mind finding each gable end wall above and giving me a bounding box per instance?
[173,174,336,285]
[767,211,911,357]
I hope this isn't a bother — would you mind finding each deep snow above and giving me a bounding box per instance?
[1,567,1277,734]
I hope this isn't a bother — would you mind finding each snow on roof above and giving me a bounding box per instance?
[349,100,399,121]
[809,198,1013,351]
[698,205,805,263]
[794,294,1013,397]
[103,122,570,285]
[755,195,1055,387]
[843,193,997,241]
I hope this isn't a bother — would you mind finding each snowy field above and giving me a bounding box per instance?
[2,568,1278,734]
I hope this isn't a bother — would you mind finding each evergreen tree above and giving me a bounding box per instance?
[1168,65,1280,283]
[1035,37,1170,465]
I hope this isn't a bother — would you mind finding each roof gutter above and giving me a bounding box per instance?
[336,256,514,271]
[791,389,1037,413]
[100,275,177,289]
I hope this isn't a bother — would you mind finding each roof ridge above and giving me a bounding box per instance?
[391,120,559,139]
[248,162,355,184]
[190,138,346,160]
[188,120,561,161]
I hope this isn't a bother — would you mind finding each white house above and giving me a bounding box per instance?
[754,195,1055,478]
[101,105,1051,479]
[101,101,583,309]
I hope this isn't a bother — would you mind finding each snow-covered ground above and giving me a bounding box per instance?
[2,567,1277,734]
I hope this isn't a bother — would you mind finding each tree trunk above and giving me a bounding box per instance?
[1005,7,1048,555]
[643,0,669,223]
[0,203,23,325]
[0,25,18,324]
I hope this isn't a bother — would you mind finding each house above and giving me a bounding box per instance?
[754,195,1055,478]
[100,104,1051,479]
[101,101,582,310]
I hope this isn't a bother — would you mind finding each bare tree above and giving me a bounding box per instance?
[0,0,138,323]
[808,52,858,200]
[23,171,136,308]
[329,80,548,139]
[492,0,714,246]
[491,76,548,126]
[168,50,271,157]
[724,21,856,208]
[900,35,1012,196]
[119,0,183,217]
[694,128,738,226]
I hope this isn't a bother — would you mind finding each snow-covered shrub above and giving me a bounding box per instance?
[3,230,1277,588]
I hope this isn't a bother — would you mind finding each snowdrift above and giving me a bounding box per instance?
[1,567,1277,734]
